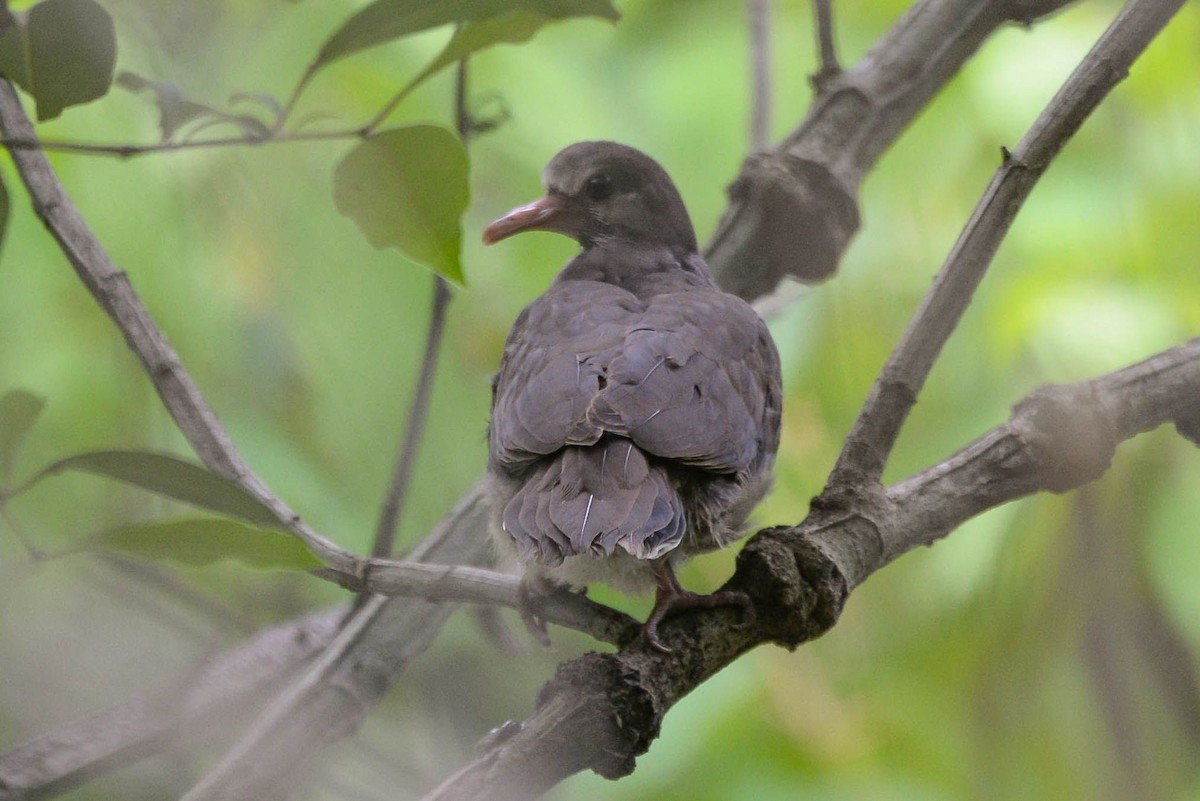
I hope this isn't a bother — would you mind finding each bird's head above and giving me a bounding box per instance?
[482,141,698,253]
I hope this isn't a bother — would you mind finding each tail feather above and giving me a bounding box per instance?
[501,437,685,565]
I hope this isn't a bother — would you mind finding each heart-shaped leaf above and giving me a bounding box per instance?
[0,0,117,120]
[334,125,469,284]
[89,518,322,571]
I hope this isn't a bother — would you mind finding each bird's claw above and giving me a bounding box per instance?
[516,575,555,649]
[641,588,754,653]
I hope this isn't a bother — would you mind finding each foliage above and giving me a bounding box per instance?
[0,0,1198,800]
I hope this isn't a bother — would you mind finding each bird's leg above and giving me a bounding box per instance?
[643,560,754,653]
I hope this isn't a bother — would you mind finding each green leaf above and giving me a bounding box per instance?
[27,450,282,528]
[402,10,560,101]
[90,518,322,571]
[0,11,29,89]
[0,389,45,484]
[315,0,618,70]
[0,0,117,121]
[334,126,469,284]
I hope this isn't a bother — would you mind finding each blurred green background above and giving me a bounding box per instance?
[1,1,1198,799]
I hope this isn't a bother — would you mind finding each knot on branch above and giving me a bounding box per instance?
[709,151,860,300]
[1013,383,1117,493]
[1174,395,1200,447]
[731,526,849,649]
[533,653,658,780]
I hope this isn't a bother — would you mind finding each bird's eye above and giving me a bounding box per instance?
[585,173,613,201]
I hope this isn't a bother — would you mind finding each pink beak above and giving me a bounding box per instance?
[482,195,567,245]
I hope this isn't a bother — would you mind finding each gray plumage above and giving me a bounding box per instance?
[484,141,782,625]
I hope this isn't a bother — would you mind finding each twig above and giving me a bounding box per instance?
[370,273,453,559]
[369,61,469,561]
[746,0,774,150]
[0,80,363,576]
[810,0,840,91]
[0,125,370,159]
[318,559,639,645]
[273,63,319,134]
[827,0,1184,486]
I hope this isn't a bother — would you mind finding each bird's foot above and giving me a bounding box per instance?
[643,567,754,653]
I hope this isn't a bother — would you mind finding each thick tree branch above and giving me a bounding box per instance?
[884,338,1200,561]
[706,0,1078,298]
[423,339,1200,801]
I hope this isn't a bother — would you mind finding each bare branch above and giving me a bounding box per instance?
[882,338,1200,562]
[810,0,840,92]
[745,0,773,150]
[0,80,363,577]
[371,275,453,559]
[828,0,1185,485]
[706,0,1082,299]
[318,558,640,646]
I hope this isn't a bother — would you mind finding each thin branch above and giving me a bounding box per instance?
[827,0,1184,486]
[0,80,363,576]
[318,559,639,645]
[746,0,774,150]
[810,0,841,92]
[371,273,452,559]
[369,60,469,560]
[274,63,319,134]
[0,125,371,159]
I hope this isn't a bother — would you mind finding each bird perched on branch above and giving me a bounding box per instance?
[482,141,782,650]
